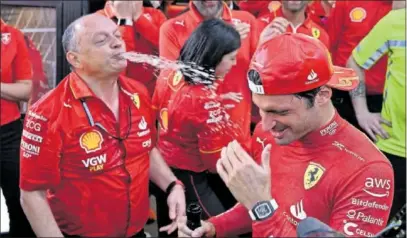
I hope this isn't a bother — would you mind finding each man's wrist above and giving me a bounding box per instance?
[117,18,133,26]
[166,179,185,195]
[249,199,278,221]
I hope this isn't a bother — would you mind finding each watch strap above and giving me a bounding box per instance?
[117,18,133,26]
[249,199,278,221]
[166,179,185,195]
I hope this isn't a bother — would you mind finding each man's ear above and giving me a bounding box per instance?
[315,86,332,106]
[66,52,82,69]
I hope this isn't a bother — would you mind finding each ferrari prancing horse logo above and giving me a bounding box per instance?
[304,162,325,190]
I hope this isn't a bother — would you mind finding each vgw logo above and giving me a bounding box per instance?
[82,154,106,172]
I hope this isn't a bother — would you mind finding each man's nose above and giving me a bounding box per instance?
[261,114,277,131]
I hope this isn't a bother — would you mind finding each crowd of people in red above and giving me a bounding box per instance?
[0,0,405,237]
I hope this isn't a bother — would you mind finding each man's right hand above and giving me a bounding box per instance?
[259,17,289,45]
[111,1,134,19]
[177,216,216,237]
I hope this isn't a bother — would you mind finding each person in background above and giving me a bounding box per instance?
[224,0,239,10]
[19,13,185,237]
[97,0,167,97]
[178,32,394,238]
[24,35,50,107]
[238,0,278,18]
[257,0,330,48]
[307,0,335,29]
[327,0,392,131]
[160,0,259,138]
[346,1,406,219]
[153,18,248,237]
[0,18,35,237]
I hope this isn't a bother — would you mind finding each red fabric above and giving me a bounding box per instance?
[25,38,49,107]
[249,33,358,95]
[257,6,330,49]
[237,0,272,17]
[307,0,332,29]
[1,21,33,125]
[211,113,394,237]
[152,70,250,173]
[327,0,391,95]
[166,4,188,18]
[159,1,260,131]
[20,72,156,237]
[97,4,167,97]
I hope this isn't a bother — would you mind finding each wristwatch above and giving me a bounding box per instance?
[249,199,279,221]
[117,18,133,26]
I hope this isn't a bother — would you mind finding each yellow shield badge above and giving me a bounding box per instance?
[304,162,325,190]
[131,93,140,109]
[312,27,320,39]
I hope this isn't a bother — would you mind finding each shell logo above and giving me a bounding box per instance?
[349,7,367,23]
[160,108,169,131]
[80,130,104,154]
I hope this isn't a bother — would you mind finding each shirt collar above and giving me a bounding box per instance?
[290,111,347,148]
[68,72,131,100]
[188,1,232,24]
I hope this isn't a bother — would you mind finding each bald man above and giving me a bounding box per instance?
[19,13,185,237]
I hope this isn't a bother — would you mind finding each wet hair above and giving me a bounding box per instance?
[248,69,321,108]
[178,18,241,84]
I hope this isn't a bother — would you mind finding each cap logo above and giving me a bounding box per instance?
[306,70,319,84]
[247,69,265,95]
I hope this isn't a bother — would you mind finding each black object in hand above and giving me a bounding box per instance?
[187,203,202,230]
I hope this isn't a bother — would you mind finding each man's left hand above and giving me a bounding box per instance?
[217,140,272,210]
[159,185,186,234]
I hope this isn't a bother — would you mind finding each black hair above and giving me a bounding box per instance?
[294,87,322,108]
[178,18,241,84]
[248,69,321,108]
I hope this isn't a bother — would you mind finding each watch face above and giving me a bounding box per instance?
[255,203,272,219]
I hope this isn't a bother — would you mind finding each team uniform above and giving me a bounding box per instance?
[208,33,394,238]
[351,8,406,219]
[1,19,35,237]
[257,4,330,49]
[98,3,167,97]
[159,1,260,133]
[20,72,156,237]
[237,0,276,18]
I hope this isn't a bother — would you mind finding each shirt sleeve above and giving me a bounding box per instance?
[249,15,260,56]
[13,28,33,80]
[329,161,394,237]
[256,16,270,35]
[326,1,345,56]
[351,14,391,70]
[208,203,252,237]
[20,108,62,191]
[133,10,167,48]
[159,21,182,60]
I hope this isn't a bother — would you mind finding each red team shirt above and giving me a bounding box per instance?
[98,3,167,97]
[159,1,259,136]
[209,113,394,237]
[152,70,249,173]
[257,5,330,49]
[327,1,392,94]
[1,20,33,125]
[20,72,156,237]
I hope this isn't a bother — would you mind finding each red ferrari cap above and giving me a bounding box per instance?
[248,33,359,95]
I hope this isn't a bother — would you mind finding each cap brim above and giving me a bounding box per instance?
[326,66,360,91]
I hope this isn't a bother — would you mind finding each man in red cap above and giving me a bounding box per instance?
[178,33,394,237]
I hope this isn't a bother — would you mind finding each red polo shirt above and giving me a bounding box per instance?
[1,20,33,125]
[327,0,392,95]
[159,1,259,136]
[20,72,156,237]
[257,6,330,49]
[98,3,167,97]
[237,0,273,17]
